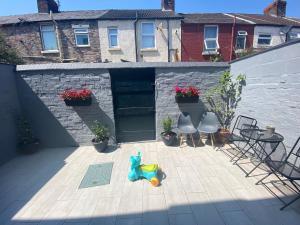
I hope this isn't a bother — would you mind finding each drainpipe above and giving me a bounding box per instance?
[167,20,170,62]
[50,11,63,62]
[134,11,139,62]
[230,16,236,61]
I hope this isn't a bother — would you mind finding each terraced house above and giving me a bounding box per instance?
[0,0,182,64]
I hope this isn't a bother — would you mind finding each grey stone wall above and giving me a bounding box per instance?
[0,64,21,165]
[231,40,300,148]
[155,67,228,139]
[17,69,115,146]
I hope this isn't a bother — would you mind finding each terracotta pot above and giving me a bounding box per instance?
[92,138,108,152]
[217,128,231,144]
[161,132,177,146]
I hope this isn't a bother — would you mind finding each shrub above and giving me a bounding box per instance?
[162,117,173,134]
[17,117,36,146]
[91,121,109,142]
[0,32,24,64]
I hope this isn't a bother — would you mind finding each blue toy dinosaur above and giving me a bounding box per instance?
[128,152,160,187]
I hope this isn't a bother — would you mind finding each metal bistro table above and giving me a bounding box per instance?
[239,128,284,177]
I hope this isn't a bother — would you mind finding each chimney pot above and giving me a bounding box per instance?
[264,0,287,17]
[161,0,175,12]
[37,0,59,13]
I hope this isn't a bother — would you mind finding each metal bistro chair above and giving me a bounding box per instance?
[256,137,300,210]
[198,112,220,148]
[177,112,197,148]
[228,115,258,162]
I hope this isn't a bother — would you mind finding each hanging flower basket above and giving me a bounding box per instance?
[174,86,200,103]
[60,89,92,106]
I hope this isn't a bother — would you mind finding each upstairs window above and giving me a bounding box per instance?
[108,27,118,48]
[258,34,272,45]
[141,22,155,49]
[204,25,219,51]
[288,32,300,41]
[74,28,90,47]
[236,31,248,50]
[40,24,58,51]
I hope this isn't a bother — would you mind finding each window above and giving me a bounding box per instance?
[40,25,58,51]
[204,25,219,51]
[108,27,118,48]
[258,34,272,45]
[74,28,90,47]
[141,22,155,49]
[288,32,300,41]
[236,31,248,50]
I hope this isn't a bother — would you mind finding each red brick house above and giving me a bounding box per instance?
[180,13,255,62]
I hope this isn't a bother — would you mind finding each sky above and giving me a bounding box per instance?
[0,0,299,18]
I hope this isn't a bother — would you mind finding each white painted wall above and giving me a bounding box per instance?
[98,19,181,63]
[253,26,300,49]
[98,20,136,62]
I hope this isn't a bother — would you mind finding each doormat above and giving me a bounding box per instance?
[79,162,114,189]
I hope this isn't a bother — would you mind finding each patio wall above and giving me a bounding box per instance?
[0,64,21,165]
[16,62,229,145]
[231,39,300,148]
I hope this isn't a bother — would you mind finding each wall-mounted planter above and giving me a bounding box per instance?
[64,98,92,106]
[175,96,199,103]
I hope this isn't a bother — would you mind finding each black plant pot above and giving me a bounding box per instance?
[161,132,177,146]
[64,98,92,106]
[175,96,199,103]
[92,138,108,152]
[18,139,40,154]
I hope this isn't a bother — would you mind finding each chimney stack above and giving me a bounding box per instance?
[264,0,287,17]
[161,0,175,12]
[37,0,59,13]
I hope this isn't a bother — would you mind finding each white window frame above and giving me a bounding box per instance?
[74,28,90,47]
[141,22,156,49]
[257,33,272,46]
[40,24,59,52]
[108,27,119,49]
[236,30,248,50]
[203,25,219,51]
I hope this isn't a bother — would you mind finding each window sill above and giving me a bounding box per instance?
[256,44,271,48]
[141,48,158,52]
[41,50,59,54]
[202,50,219,56]
[76,45,90,48]
[235,49,246,54]
[108,47,121,51]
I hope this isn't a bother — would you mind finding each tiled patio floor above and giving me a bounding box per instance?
[0,142,300,225]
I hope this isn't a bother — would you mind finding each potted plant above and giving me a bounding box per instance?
[60,89,92,106]
[91,120,109,152]
[17,117,40,154]
[174,86,200,103]
[205,71,246,143]
[161,116,177,146]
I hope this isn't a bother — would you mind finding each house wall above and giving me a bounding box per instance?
[0,64,21,165]
[1,20,102,64]
[16,62,228,145]
[253,25,286,49]
[98,19,181,63]
[231,40,300,148]
[181,23,254,62]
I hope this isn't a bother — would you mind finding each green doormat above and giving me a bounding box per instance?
[79,162,114,189]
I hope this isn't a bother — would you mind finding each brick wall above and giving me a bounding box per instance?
[1,20,102,64]
[181,23,254,62]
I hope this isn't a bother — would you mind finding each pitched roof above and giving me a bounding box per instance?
[181,12,300,27]
[0,9,182,25]
[231,13,300,27]
[180,13,250,24]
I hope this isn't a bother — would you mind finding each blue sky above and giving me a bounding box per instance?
[0,0,299,18]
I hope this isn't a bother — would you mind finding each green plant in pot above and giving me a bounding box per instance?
[91,120,109,152]
[205,71,246,143]
[161,116,177,146]
[17,117,40,154]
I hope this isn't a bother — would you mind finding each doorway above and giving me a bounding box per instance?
[110,68,156,143]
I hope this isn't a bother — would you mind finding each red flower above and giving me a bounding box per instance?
[174,85,200,97]
[60,89,92,100]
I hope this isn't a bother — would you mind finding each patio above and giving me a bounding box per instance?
[0,142,300,225]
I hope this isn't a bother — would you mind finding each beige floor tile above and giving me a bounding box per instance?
[169,213,197,225]
[176,166,205,193]
[221,211,254,225]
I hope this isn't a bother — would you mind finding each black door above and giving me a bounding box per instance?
[110,68,156,143]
